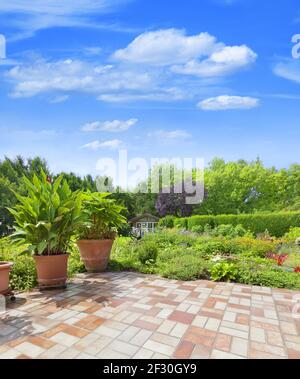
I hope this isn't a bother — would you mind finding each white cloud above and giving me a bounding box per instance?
[113,29,217,66]
[113,28,256,77]
[4,29,257,103]
[0,1,134,41]
[148,129,191,139]
[6,59,152,98]
[198,95,260,110]
[82,118,138,132]
[273,60,300,84]
[81,139,123,150]
[5,57,189,102]
[172,45,257,77]
[98,87,187,102]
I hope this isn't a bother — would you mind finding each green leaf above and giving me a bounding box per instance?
[37,240,47,254]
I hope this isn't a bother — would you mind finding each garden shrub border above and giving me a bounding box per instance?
[161,212,300,237]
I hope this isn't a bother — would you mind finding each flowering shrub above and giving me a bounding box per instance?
[266,252,289,266]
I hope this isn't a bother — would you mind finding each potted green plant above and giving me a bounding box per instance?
[8,172,83,289]
[76,192,127,272]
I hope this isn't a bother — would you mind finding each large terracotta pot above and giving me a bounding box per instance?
[34,254,69,289]
[77,240,114,272]
[0,262,13,295]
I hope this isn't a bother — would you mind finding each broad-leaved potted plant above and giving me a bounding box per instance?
[8,172,83,289]
[76,192,126,272]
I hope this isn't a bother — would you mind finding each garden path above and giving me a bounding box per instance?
[0,272,300,359]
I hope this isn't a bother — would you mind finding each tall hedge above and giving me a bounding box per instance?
[184,212,300,237]
[174,217,188,229]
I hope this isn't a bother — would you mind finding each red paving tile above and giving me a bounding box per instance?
[214,334,232,352]
[184,327,216,347]
[133,319,159,331]
[174,341,195,359]
[287,349,300,359]
[168,311,196,325]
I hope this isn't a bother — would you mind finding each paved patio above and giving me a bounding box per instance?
[0,272,300,359]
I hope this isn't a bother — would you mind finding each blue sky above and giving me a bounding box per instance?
[0,0,300,178]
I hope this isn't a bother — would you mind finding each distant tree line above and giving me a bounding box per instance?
[0,156,299,235]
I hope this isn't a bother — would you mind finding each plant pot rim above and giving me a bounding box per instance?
[77,239,115,243]
[0,261,13,266]
[0,261,13,269]
[34,253,70,258]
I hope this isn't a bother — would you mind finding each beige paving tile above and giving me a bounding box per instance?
[58,348,81,359]
[38,344,66,359]
[151,352,170,359]
[79,336,113,355]
[109,340,139,357]
[211,349,245,359]
[0,348,21,359]
[97,347,130,359]
[156,309,173,319]
[143,339,175,356]
[280,321,298,336]
[150,332,180,347]
[231,337,248,357]
[50,332,80,347]
[223,311,237,322]
[118,326,140,342]
[205,318,221,331]
[267,331,284,347]
[103,320,128,331]
[76,352,98,359]
[157,320,176,335]
[170,322,189,338]
[192,316,207,328]
[94,325,122,339]
[133,348,154,359]
[131,329,153,346]
[250,327,266,343]
[15,342,45,358]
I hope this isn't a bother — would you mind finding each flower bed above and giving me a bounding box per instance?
[110,228,300,289]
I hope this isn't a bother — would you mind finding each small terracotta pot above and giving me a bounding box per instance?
[77,240,114,272]
[34,254,69,289]
[0,262,13,295]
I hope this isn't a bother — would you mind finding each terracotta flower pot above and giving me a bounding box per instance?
[0,262,13,295]
[77,240,114,272]
[34,254,69,289]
